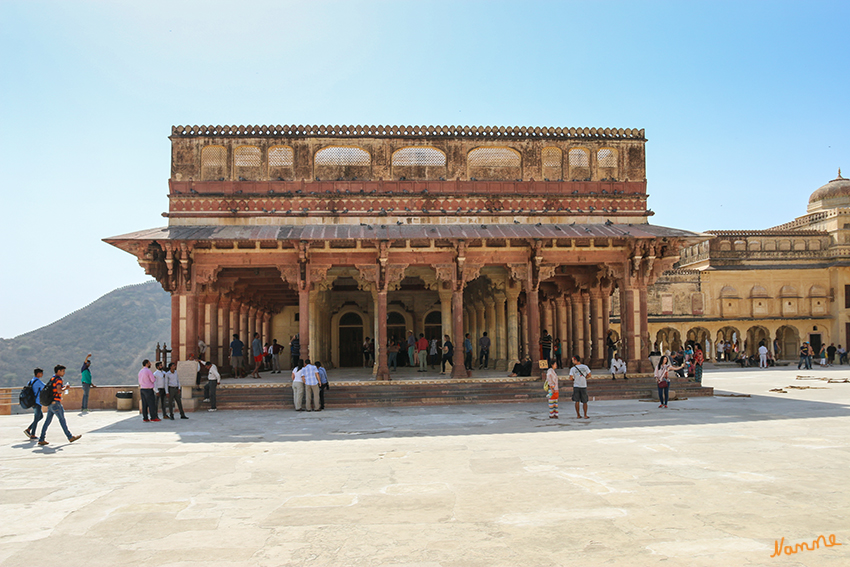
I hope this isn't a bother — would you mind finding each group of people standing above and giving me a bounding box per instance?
[543,355,592,420]
[137,359,191,420]
[290,359,330,411]
[226,333,298,379]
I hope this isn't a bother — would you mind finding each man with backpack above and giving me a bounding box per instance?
[23,368,46,440]
[38,365,82,446]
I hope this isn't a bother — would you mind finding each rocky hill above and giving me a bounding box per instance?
[0,281,171,388]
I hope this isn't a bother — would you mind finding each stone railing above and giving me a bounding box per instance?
[0,386,140,415]
[172,124,646,140]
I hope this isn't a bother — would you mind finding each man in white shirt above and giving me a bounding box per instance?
[610,354,627,380]
[204,361,220,411]
[301,360,321,411]
[165,362,188,419]
[758,343,769,368]
[153,362,168,419]
[569,355,591,419]
[291,362,305,411]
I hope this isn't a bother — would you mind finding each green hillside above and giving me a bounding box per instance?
[0,281,171,388]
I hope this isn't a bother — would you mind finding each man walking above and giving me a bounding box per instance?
[165,362,188,419]
[38,365,82,445]
[24,368,46,440]
[230,334,245,378]
[568,355,591,419]
[138,360,159,422]
[250,332,263,379]
[80,354,95,413]
[478,332,491,369]
[204,360,220,412]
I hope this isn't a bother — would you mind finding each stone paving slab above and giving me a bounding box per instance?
[1,367,848,566]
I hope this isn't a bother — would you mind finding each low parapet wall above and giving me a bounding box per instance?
[0,385,141,415]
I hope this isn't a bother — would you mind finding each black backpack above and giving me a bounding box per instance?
[39,377,56,406]
[19,380,36,409]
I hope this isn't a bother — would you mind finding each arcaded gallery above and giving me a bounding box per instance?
[105,124,702,379]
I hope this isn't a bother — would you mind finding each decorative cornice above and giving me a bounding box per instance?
[171,124,646,141]
[706,229,827,237]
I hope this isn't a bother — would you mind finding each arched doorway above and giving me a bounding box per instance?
[339,312,364,367]
[387,311,407,350]
[655,327,682,354]
[716,326,741,360]
[746,325,770,356]
[775,325,799,360]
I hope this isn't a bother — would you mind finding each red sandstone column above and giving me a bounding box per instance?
[556,297,568,363]
[197,295,206,360]
[620,286,640,372]
[639,286,650,371]
[451,288,466,378]
[170,294,180,365]
[494,293,507,370]
[506,286,520,368]
[240,304,250,349]
[218,296,230,367]
[206,295,218,365]
[590,291,603,368]
[299,288,310,362]
[185,291,199,362]
[602,293,611,364]
[376,289,390,380]
[263,312,271,346]
[521,303,529,359]
[582,292,592,364]
[527,287,541,371]
[564,295,573,357]
[571,292,584,361]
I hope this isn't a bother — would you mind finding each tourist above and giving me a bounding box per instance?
[610,353,627,380]
[545,360,559,419]
[316,361,329,409]
[553,338,562,369]
[798,342,808,369]
[568,355,591,419]
[80,353,95,413]
[362,337,372,368]
[271,339,283,374]
[717,340,725,361]
[606,330,617,367]
[463,333,473,370]
[138,360,159,422]
[693,344,705,383]
[204,360,220,412]
[429,337,439,369]
[153,361,169,418]
[250,332,263,379]
[827,343,837,365]
[230,333,245,378]
[406,330,416,367]
[302,359,321,411]
[38,365,82,446]
[440,334,454,374]
[290,334,300,369]
[758,342,769,368]
[540,330,553,361]
[388,339,399,371]
[165,362,187,419]
[291,359,305,411]
[838,344,847,365]
[478,331,491,369]
[773,337,781,359]
[263,342,272,371]
[818,344,827,367]
[417,333,429,372]
[24,368,46,440]
[655,355,673,409]
[806,342,814,369]
[508,356,532,377]
[197,336,207,359]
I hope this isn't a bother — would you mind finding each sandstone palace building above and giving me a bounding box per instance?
[105,124,702,379]
[647,171,850,361]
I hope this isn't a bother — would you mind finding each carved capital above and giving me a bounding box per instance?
[537,264,557,283]
[385,263,409,292]
[432,263,456,284]
[461,263,483,285]
[508,262,530,283]
[308,264,331,288]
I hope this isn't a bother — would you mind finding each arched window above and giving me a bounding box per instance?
[387,312,406,325]
[392,147,446,166]
[568,148,589,167]
[425,311,442,324]
[340,312,363,326]
[315,146,370,166]
[269,145,294,167]
[467,147,521,168]
[234,146,261,180]
[201,145,227,181]
[541,147,562,180]
[597,148,616,168]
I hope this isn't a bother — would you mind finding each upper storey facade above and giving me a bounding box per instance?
[167,124,650,226]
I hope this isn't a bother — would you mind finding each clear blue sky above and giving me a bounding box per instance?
[0,0,847,339]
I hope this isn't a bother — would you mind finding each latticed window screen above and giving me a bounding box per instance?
[597,148,616,168]
[314,146,371,166]
[392,147,446,166]
[269,146,294,167]
[468,147,521,167]
[234,146,261,167]
[568,148,589,167]
[542,147,562,168]
[202,146,227,168]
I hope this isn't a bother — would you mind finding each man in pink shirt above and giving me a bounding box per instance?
[138,359,159,422]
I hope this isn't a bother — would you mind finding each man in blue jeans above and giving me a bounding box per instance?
[38,365,82,445]
[24,368,46,440]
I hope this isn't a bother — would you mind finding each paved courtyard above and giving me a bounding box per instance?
[1,366,848,566]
